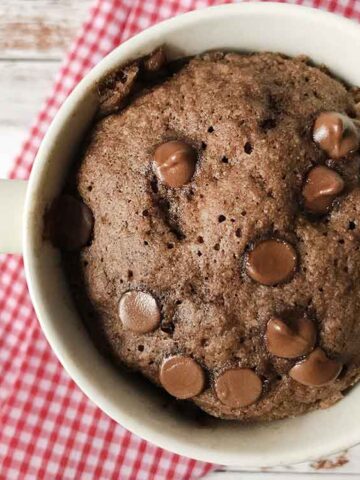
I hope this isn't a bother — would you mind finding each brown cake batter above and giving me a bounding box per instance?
[48,49,360,421]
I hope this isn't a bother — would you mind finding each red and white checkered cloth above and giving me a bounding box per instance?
[1,0,359,479]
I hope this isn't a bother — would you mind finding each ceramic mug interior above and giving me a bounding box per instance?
[23,3,360,466]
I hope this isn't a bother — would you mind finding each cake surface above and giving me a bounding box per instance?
[60,51,360,421]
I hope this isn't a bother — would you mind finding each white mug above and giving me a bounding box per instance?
[1,3,360,467]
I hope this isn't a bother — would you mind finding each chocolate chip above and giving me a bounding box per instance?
[118,291,160,333]
[45,194,94,251]
[245,239,298,286]
[215,368,262,408]
[160,355,205,399]
[313,112,360,159]
[266,316,316,359]
[154,140,196,188]
[302,165,344,214]
[289,348,342,386]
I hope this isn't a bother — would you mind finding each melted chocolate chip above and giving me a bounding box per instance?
[246,239,298,286]
[119,291,160,333]
[302,165,344,214]
[160,355,205,399]
[313,112,360,159]
[266,316,316,358]
[45,194,94,251]
[289,348,342,386]
[215,368,262,408]
[154,140,196,187]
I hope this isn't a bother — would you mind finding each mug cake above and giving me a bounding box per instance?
[46,48,360,421]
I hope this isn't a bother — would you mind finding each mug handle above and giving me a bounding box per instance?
[0,179,28,254]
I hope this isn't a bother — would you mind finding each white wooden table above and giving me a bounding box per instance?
[1,1,360,478]
[0,0,90,177]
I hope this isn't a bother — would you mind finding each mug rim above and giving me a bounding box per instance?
[23,3,360,466]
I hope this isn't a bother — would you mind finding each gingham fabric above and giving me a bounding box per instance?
[1,1,359,479]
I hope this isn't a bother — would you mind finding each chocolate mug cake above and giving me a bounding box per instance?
[46,48,360,421]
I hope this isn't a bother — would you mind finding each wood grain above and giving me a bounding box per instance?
[0,60,59,176]
[208,473,356,479]
[0,61,58,127]
[0,0,91,176]
[0,0,91,60]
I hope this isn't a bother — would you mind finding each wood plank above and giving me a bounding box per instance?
[227,447,360,474]
[207,473,357,479]
[0,127,25,177]
[0,60,59,127]
[0,0,92,60]
[0,60,59,175]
